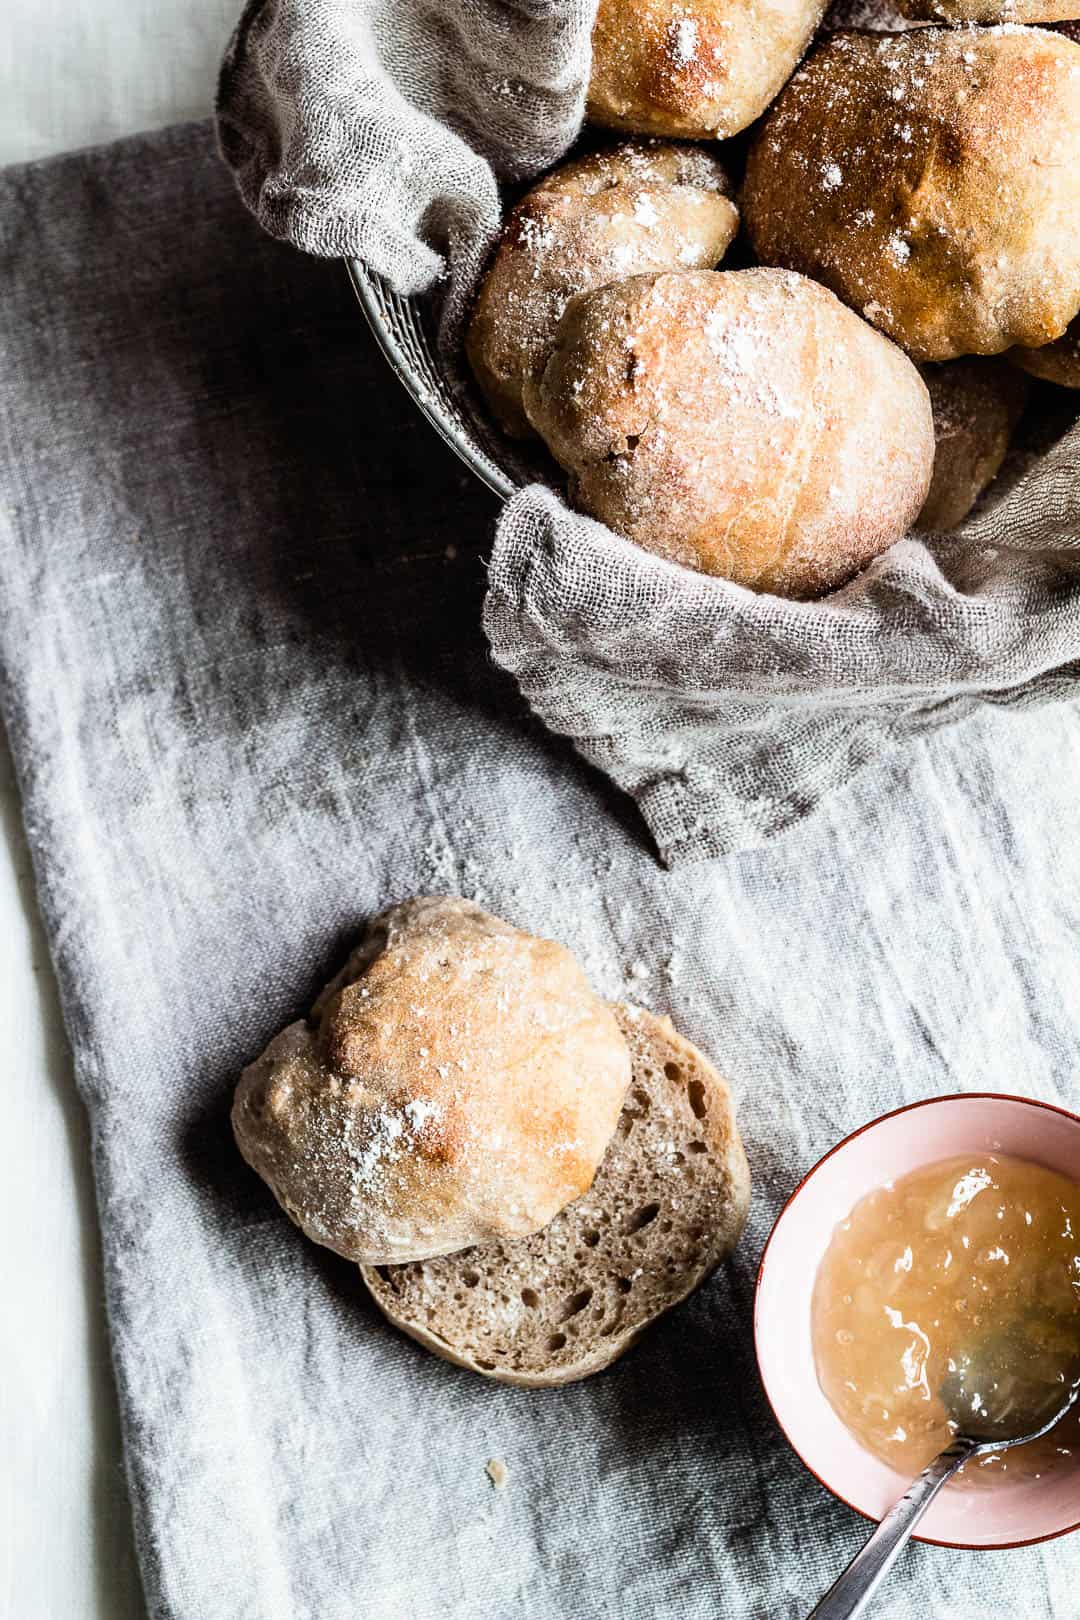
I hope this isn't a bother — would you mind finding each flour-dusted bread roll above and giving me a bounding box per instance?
[523,268,934,598]
[232,898,631,1265]
[587,0,827,139]
[361,1005,751,1385]
[822,0,923,26]
[742,28,1080,362]
[1011,316,1080,389]
[917,360,1029,530]
[465,142,738,438]
[898,0,1079,22]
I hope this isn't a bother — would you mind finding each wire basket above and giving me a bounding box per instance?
[347,258,558,504]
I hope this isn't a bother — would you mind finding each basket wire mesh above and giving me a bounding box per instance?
[347,258,555,504]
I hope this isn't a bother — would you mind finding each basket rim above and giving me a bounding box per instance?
[346,257,519,504]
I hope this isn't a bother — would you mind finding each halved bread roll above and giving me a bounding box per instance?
[361,1006,751,1386]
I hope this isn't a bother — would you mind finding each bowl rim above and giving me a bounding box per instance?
[754,1089,1080,1551]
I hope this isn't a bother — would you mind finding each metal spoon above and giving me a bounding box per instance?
[807,1317,1080,1619]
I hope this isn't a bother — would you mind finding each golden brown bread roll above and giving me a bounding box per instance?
[741,28,1080,362]
[466,142,737,438]
[822,0,923,25]
[897,0,1079,21]
[523,268,934,599]
[587,0,828,139]
[232,898,631,1265]
[916,360,1029,531]
[1010,316,1080,388]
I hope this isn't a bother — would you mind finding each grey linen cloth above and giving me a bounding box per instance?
[216,0,1080,864]
[5,120,1080,1620]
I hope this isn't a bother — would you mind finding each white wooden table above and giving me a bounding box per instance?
[1,6,235,1613]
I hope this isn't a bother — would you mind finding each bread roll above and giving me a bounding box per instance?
[742,28,1080,362]
[232,898,631,1265]
[466,142,737,438]
[523,268,934,598]
[1011,315,1080,389]
[361,1005,751,1386]
[916,360,1029,531]
[587,0,827,139]
[897,0,1079,22]
[822,0,923,26]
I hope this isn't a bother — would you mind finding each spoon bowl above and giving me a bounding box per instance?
[941,1314,1080,1452]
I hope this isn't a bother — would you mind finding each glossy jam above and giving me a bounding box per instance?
[812,1153,1080,1486]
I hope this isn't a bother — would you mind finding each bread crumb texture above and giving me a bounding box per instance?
[361,1006,751,1386]
[485,1458,509,1489]
[232,898,631,1264]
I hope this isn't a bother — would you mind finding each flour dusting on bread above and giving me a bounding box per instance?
[466,141,738,437]
[233,898,631,1265]
[743,28,1080,361]
[588,0,829,139]
[523,268,933,598]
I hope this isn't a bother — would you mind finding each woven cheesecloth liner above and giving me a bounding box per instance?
[217,0,1080,867]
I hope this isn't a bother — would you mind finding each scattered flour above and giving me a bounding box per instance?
[633,194,659,228]
[516,215,555,255]
[404,1098,441,1129]
[669,15,699,66]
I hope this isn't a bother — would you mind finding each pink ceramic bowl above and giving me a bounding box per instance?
[755,1092,1080,1549]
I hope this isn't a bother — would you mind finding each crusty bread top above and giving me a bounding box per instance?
[524,268,933,599]
[898,0,1080,24]
[232,898,631,1265]
[588,0,828,140]
[361,1005,751,1386]
[465,140,738,439]
[743,28,1080,362]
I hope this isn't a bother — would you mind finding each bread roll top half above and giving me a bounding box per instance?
[233,898,631,1264]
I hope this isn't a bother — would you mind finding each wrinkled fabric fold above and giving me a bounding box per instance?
[4,119,1080,1620]
[485,475,1080,862]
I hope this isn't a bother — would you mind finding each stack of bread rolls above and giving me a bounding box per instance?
[234,898,750,1385]
[464,10,1080,599]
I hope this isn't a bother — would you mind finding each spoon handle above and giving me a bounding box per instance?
[807,1438,979,1620]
